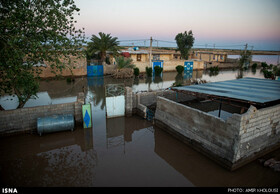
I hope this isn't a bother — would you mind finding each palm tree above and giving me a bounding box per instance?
[87,32,120,64]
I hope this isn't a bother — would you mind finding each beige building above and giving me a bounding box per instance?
[121,49,204,73]
[192,51,227,63]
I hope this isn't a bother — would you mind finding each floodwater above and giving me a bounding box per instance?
[228,54,280,65]
[1,69,280,187]
[0,68,266,110]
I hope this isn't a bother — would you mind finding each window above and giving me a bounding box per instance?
[153,54,160,61]
[174,54,180,59]
[137,54,141,61]
[220,55,223,60]
[213,55,215,60]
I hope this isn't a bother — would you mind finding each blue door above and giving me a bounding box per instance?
[152,60,163,77]
[152,61,163,70]
[184,61,193,71]
[87,65,103,76]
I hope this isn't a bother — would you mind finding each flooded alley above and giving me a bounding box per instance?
[0,69,280,187]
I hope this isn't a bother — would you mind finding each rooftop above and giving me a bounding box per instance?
[172,77,280,107]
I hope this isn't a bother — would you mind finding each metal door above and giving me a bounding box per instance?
[87,65,104,76]
[184,61,193,71]
[105,84,125,118]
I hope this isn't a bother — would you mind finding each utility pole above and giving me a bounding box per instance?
[244,43,248,68]
[149,37,152,67]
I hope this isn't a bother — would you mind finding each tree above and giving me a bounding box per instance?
[175,30,195,60]
[239,50,252,69]
[87,32,120,63]
[0,0,85,109]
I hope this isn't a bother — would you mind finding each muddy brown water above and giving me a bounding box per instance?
[0,114,279,187]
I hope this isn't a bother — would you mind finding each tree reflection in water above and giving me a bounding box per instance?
[87,77,105,110]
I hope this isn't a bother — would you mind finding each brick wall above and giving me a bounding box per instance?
[0,93,84,135]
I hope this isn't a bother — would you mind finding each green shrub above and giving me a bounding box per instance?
[209,66,219,72]
[133,67,139,76]
[154,66,163,76]
[261,62,268,69]
[66,77,74,83]
[146,67,152,77]
[176,65,184,74]
[252,63,257,69]
[116,56,134,69]
[263,70,273,79]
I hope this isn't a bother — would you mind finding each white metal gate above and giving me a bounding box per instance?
[105,84,125,118]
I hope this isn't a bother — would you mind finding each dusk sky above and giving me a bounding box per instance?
[74,0,280,50]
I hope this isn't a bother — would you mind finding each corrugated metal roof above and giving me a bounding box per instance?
[172,77,280,104]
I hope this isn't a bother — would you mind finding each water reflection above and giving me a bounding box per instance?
[1,116,279,187]
[0,127,98,187]
[0,92,77,110]
[236,69,244,79]
[154,127,280,187]
[87,77,105,110]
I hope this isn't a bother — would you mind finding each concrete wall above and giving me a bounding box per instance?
[125,87,133,117]
[131,90,195,119]
[39,55,87,78]
[154,96,280,170]
[0,93,84,135]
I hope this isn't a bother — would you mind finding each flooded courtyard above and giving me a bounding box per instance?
[0,68,280,187]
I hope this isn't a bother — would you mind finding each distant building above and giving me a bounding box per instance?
[192,51,227,63]
[120,49,204,72]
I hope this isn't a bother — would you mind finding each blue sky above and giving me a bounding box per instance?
[74,0,280,50]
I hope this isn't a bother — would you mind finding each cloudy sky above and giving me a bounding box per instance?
[74,0,280,50]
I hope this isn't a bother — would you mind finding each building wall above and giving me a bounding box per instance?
[38,55,87,78]
[154,96,280,170]
[133,59,204,73]
[130,53,149,63]
[0,93,84,135]
[193,52,227,63]
[234,104,280,162]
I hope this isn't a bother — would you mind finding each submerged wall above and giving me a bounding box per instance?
[154,96,280,170]
[0,93,84,135]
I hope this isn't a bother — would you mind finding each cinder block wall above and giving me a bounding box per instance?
[154,96,280,170]
[138,90,195,107]
[130,90,195,119]
[155,97,238,164]
[235,104,280,162]
[0,93,84,135]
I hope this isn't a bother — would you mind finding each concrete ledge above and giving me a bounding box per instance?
[0,92,84,136]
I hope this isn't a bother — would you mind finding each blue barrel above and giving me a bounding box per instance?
[37,114,74,136]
